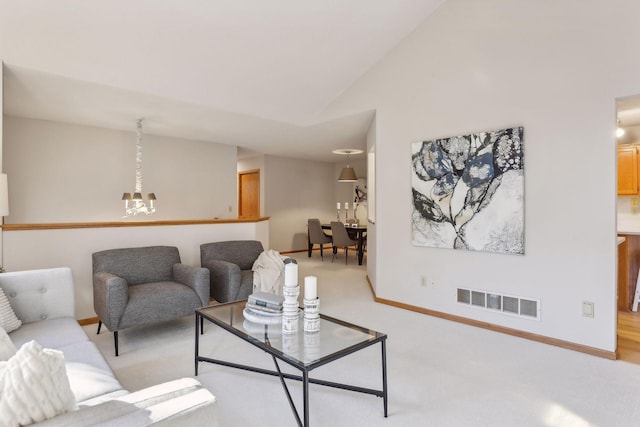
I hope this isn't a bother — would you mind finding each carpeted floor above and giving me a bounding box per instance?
[85,252,640,426]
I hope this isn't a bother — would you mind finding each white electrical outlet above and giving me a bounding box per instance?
[430,279,436,288]
[582,301,594,318]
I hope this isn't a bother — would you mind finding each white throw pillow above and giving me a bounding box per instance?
[0,326,16,361]
[0,288,22,333]
[0,340,77,427]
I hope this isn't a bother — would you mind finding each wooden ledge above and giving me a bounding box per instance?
[2,217,270,231]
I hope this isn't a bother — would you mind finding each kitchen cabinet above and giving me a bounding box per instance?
[618,233,640,310]
[618,144,639,195]
[619,236,630,310]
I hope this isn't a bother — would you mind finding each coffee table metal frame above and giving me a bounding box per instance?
[195,301,388,427]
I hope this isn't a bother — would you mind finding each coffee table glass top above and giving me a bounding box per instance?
[198,301,386,368]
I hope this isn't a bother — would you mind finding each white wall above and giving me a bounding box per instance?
[3,220,269,319]
[320,0,637,352]
[239,154,369,253]
[264,155,336,252]
[366,116,377,290]
[3,117,238,223]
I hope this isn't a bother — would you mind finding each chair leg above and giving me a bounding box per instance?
[345,247,348,264]
[97,320,102,334]
[200,316,204,335]
[320,244,324,260]
[114,331,119,357]
[332,246,337,262]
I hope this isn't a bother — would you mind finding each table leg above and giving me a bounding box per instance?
[303,370,310,427]
[308,233,312,257]
[382,339,388,417]
[195,313,200,376]
[357,231,364,265]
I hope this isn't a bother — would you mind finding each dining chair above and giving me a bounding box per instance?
[330,221,357,264]
[308,218,333,260]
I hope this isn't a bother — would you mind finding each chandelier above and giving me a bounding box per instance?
[122,118,156,217]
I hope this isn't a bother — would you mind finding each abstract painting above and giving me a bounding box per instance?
[411,126,524,254]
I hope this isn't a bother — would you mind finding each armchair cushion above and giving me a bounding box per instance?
[119,281,201,330]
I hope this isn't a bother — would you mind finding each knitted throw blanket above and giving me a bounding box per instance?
[252,250,287,296]
[0,340,76,427]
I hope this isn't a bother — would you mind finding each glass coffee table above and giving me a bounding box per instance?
[195,300,388,427]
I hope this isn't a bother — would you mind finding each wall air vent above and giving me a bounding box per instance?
[503,296,519,314]
[457,288,471,304]
[520,299,538,318]
[471,291,486,307]
[457,288,540,320]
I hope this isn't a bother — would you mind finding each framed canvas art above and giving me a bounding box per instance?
[411,126,524,255]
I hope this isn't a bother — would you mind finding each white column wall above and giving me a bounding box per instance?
[319,0,637,352]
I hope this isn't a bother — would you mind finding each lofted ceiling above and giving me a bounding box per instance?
[0,0,445,162]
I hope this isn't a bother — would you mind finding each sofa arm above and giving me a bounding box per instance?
[202,259,241,302]
[173,264,210,306]
[93,272,128,331]
[33,378,218,427]
[0,267,75,323]
[117,378,218,426]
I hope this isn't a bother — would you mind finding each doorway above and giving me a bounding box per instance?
[616,96,640,364]
[238,169,260,218]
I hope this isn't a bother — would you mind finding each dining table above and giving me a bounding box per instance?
[318,223,367,265]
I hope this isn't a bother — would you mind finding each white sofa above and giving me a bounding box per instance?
[0,267,218,426]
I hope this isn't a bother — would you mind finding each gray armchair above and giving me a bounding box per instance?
[92,245,209,356]
[200,240,264,303]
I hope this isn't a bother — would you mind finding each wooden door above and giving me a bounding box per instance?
[618,145,638,195]
[238,170,260,218]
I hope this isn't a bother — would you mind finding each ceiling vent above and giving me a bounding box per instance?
[457,288,540,320]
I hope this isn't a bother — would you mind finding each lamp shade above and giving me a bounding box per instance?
[0,174,8,216]
[338,167,358,182]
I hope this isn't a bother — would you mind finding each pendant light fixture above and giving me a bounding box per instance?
[334,149,363,182]
[617,116,625,138]
[122,118,156,217]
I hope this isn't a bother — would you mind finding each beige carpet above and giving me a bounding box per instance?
[85,252,640,426]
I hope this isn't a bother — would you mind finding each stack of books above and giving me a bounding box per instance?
[243,291,285,324]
